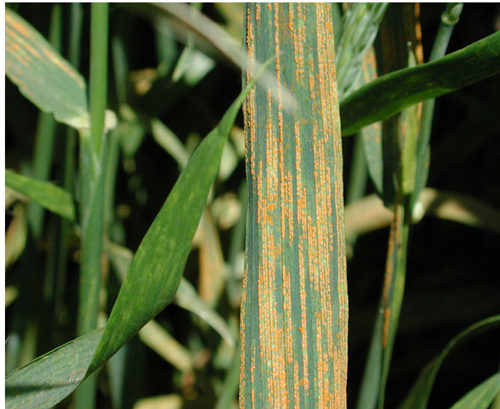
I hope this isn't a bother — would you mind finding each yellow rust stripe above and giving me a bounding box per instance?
[241,4,347,408]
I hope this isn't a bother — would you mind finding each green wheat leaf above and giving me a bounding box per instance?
[399,315,500,409]
[5,171,76,222]
[241,4,347,407]
[5,328,105,409]
[449,373,500,409]
[340,30,500,136]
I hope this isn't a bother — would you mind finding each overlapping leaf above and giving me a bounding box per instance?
[399,315,500,409]
[449,373,500,409]
[5,328,105,409]
[5,9,89,130]
[340,30,500,136]
[5,171,75,222]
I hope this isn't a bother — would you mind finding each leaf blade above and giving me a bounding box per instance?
[5,329,104,409]
[340,30,500,136]
[241,4,347,407]
[5,171,76,222]
[5,9,89,129]
[399,315,500,409]
[449,373,500,409]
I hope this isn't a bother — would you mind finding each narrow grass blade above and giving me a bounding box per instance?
[5,328,105,409]
[28,115,57,238]
[377,203,410,409]
[359,49,383,196]
[346,134,368,206]
[76,8,113,402]
[103,128,121,231]
[346,47,379,207]
[67,3,83,77]
[5,171,75,222]
[399,315,500,409]
[53,0,82,355]
[5,9,88,130]
[356,314,383,409]
[241,4,347,407]
[89,3,109,154]
[378,4,422,209]
[112,12,132,107]
[77,140,107,337]
[340,30,500,136]
[75,138,107,409]
[357,15,422,404]
[37,216,59,353]
[450,373,500,409]
[411,3,463,212]
[380,48,421,409]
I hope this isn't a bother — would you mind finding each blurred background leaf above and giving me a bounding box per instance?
[5,171,76,222]
[5,8,89,129]
[449,373,500,409]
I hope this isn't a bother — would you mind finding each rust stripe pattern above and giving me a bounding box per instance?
[240,4,347,408]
